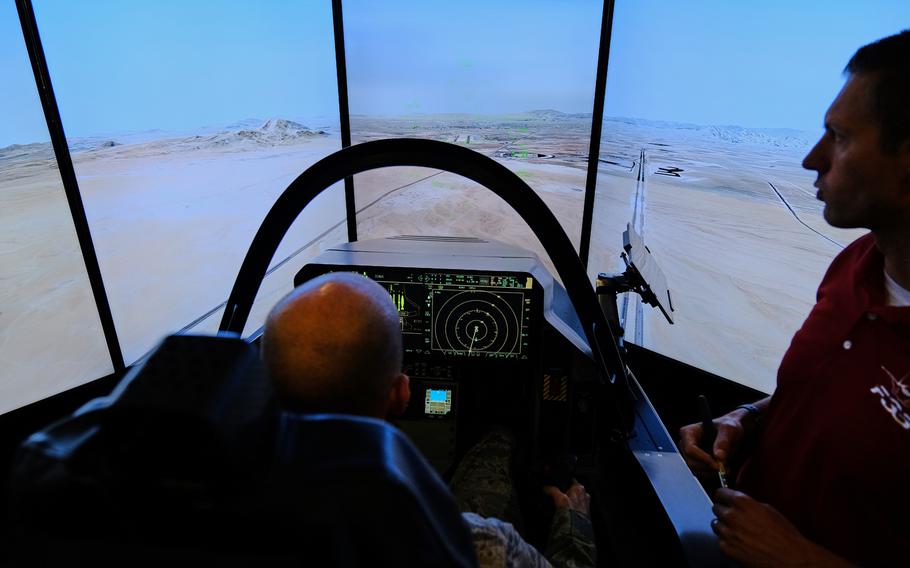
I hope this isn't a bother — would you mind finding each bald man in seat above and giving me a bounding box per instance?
[262,272,595,568]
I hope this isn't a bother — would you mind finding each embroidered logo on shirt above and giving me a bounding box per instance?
[870,366,910,430]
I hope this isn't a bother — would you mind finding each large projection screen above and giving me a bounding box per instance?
[588,1,908,393]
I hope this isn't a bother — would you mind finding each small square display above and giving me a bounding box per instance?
[424,388,452,415]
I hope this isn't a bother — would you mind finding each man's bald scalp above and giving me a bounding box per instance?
[262,272,403,416]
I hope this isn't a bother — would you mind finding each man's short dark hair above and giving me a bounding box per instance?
[845,29,910,153]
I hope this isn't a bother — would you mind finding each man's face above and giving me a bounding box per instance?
[802,73,909,231]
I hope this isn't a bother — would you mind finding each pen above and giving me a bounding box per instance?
[697,395,728,488]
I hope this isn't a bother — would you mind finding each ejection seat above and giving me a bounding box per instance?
[8,334,476,567]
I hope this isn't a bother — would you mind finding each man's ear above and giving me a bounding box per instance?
[388,373,411,417]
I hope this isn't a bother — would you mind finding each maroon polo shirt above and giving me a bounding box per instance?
[737,233,910,566]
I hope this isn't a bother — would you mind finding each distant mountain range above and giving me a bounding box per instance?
[603,116,818,149]
[526,109,593,120]
[2,113,817,160]
[0,118,332,160]
[206,118,328,146]
[0,142,57,166]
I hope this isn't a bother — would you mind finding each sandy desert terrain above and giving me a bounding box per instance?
[1,120,348,413]
[350,113,865,393]
[591,118,865,392]
[1,112,863,413]
[1,143,113,414]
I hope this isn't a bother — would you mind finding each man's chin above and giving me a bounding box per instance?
[823,207,861,229]
[823,206,844,227]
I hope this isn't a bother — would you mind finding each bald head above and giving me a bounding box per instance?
[262,272,407,418]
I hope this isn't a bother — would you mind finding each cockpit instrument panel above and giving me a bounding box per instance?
[365,268,536,359]
[297,265,539,360]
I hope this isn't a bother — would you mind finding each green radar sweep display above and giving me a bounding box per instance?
[353,268,535,359]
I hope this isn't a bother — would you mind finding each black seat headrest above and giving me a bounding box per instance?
[264,413,477,567]
[8,335,477,567]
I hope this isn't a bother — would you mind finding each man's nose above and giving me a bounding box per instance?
[802,140,825,172]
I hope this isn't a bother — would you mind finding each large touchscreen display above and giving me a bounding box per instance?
[374,269,535,359]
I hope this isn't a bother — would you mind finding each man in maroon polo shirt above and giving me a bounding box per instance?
[680,30,910,567]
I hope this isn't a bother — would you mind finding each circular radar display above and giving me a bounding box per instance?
[432,290,522,356]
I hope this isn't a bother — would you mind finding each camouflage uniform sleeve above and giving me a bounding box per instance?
[462,512,554,568]
[543,508,596,568]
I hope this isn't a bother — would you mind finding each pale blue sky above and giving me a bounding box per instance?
[605,0,910,130]
[2,0,50,147]
[3,1,909,147]
[343,0,602,116]
[2,0,339,146]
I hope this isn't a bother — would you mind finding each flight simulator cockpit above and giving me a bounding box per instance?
[7,0,904,565]
[295,236,569,474]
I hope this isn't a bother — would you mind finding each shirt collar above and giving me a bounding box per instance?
[854,238,910,323]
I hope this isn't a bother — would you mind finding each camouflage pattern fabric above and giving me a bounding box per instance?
[449,428,519,523]
[544,508,596,568]
[451,429,596,568]
[462,512,553,568]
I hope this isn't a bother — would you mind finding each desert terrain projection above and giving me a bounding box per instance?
[1,111,864,411]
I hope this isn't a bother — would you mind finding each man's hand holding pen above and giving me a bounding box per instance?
[678,402,758,480]
[677,399,856,567]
